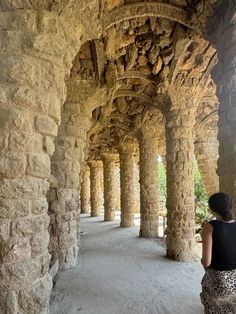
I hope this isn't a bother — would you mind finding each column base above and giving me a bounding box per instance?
[166,238,197,262]
[139,228,159,238]
[104,212,116,221]
[139,219,159,238]
[120,213,135,227]
[91,212,100,217]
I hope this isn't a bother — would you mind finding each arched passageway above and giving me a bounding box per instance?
[0,1,235,313]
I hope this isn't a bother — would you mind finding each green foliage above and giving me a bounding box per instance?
[194,161,211,225]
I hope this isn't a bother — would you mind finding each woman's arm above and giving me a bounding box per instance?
[200,223,213,268]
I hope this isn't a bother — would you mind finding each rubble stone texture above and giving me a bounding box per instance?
[119,142,138,227]
[81,166,90,214]
[165,105,196,261]
[101,151,118,221]
[138,111,162,238]
[0,0,235,312]
[89,160,103,217]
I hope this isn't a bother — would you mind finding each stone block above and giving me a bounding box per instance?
[65,198,78,212]
[46,188,56,202]
[0,219,10,241]
[43,136,55,156]
[0,253,50,290]
[35,115,58,137]
[1,237,31,263]
[65,173,80,188]
[27,153,50,179]
[0,177,50,199]
[58,231,77,249]
[11,214,50,237]
[18,273,52,314]
[0,152,26,179]
[30,232,49,258]
[0,56,40,87]
[31,198,48,216]
[0,291,18,314]
[0,198,29,219]
[9,132,43,153]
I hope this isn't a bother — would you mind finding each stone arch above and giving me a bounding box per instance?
[102,2,196,31]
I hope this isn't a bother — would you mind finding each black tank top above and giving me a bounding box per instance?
[209,220,236,271]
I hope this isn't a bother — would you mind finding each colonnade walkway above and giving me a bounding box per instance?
[50,213,204,314]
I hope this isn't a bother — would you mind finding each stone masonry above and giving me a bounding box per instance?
[0,1,234,312]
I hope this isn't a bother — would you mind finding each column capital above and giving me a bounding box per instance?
[118,139,138,156]
[100,149,119,163]
[88,159,103,168]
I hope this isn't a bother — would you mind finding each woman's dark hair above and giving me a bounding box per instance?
[209,192,234,221]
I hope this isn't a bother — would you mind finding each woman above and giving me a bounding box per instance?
[200,192,236,314]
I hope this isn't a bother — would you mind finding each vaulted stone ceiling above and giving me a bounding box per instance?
[65,0,220,159]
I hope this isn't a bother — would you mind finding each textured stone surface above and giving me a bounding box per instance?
[138,110,162,238]
[119,141,138,227]
[89,160,103,217]
[0,1,232,312]
[101,151,118,221]
[80,165,90,214]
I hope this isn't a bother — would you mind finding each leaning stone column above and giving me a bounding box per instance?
[165,106,196,261]
[101,151,118,221]
[89,160,103,217]
[139,128,160,238]
[80,165,90,214]
[119,142,137,227]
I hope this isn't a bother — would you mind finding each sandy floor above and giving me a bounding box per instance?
[50,213,204,314]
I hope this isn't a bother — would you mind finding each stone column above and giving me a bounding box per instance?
[80,165,90,214]
[119,142,137,227]
[165,107,196,261]
[49,102,92,270]
[115,163,121,211]
[89,160,103,217]
[101,152,118,221]
[139,132,160,238]
[0,10,72,313]
[195,140,219,196]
